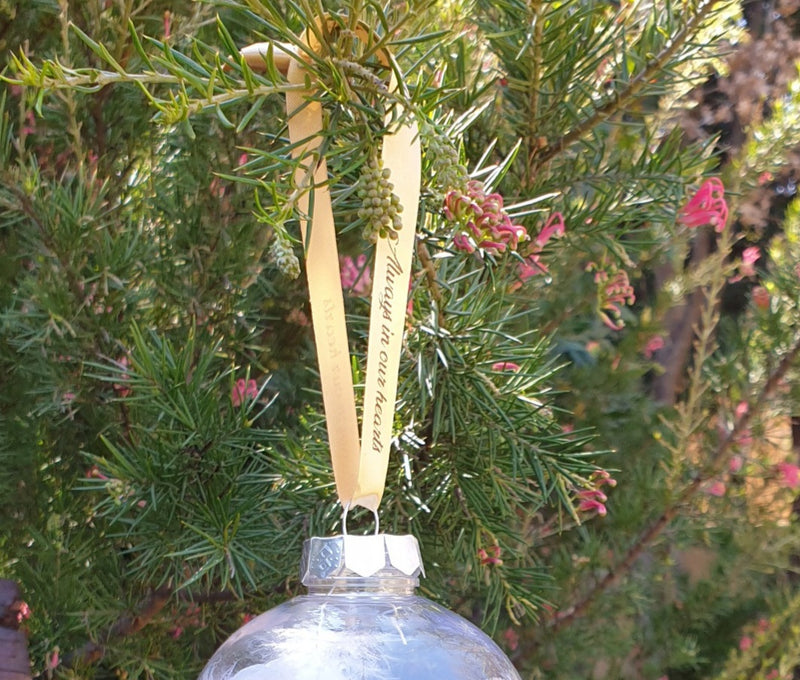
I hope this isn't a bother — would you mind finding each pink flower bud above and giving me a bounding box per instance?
[491,361,521,372]
[453,233,476,253]
[478,239,507,253]
[577,488,608,503]
[577,499,607,516]
[478,545,503,566]
[643,335,665,358]
[535,212,565,248]
[590,469,617,487]
[232,378,258,407]
[752,286,770,310]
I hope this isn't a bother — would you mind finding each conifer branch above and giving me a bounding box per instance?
[2,182,85,303]
[54,586,240,673]
[525,0,544,189]
[57,0,84,162]
[4,59,297,119]
[7,0,800,673]
[534,0,718,168]
[59,587,172,669]
[549,332,800,632]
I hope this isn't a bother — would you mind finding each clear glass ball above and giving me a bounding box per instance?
[198,535,520,680]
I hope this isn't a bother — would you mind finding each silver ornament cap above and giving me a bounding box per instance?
[300,533,425,588]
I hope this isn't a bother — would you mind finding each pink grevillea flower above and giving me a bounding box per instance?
[729,455,744,473]
[445,180,528,256]
[575,470,615,517]
[491,361,520,372]
[601,269,636,329]
[643,335,665,359]
[517,212,566,284]
[738,635,753,651]
[535,212,565,248]
[735,401,749,419]
[15,601,31,623]
[286,307,310,326]
[587,263,636,331]
[478,545,503,566]
[736,428,753,449]
[113,356,132,397]
[502,627,520,651]
[730,402,753,449]
[706,480,726,497]
[578,498,607,516]
[21,111,36,137]
[678,178,728,232]
[209,176,226,199]
[776,462,800,489]
[231,378,258,407]
[740,246,760,277]
[453,233,475,253]
[340,254,372,295]
[516,255,546,283]
[86,465,109,480]
[730,246,761,282]
[590,469,617,487]
[577,488,608,504]
[752,285,770,310]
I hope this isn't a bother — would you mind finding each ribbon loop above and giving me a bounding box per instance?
[241,22,421,511]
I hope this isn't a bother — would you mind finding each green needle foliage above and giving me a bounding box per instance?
[3,0,800,678]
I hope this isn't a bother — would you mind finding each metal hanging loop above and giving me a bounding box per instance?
[341,502,380,536]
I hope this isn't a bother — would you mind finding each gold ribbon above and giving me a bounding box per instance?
[242,25,421,511]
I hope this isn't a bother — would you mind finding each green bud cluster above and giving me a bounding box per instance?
[270,229,301,279]
[424,126,469,196]
[332,58,390,95]
[357,154,403,242]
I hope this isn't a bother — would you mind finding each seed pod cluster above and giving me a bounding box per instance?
[357,154,403,242]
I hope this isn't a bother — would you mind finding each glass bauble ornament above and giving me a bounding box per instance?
[198,533,521,680]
